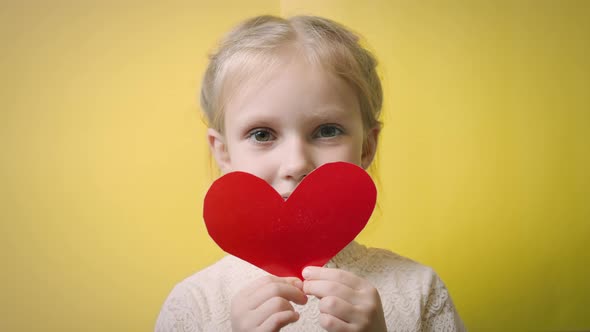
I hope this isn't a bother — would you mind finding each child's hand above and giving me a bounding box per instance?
[302,266,387,332]
[231,275,308,332]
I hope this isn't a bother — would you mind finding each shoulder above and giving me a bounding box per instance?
[344,243,439,288]
[362,246,440,299]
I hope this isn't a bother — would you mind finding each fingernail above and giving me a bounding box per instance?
[302,267,311,279]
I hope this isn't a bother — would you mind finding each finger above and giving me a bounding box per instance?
[303,280,358,304]
[302,267,364,290]
[258,310,300,332]
[237,275,302,302]
[249,281,307,309]
[254,296,295,325]
[242,275,302,298]
[319,313,349,332]
[318,296,359,323]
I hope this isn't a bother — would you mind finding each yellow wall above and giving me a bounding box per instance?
[2,1,588,331]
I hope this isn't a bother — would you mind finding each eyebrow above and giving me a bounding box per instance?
[232,105,356,132]
[302,106,354,121]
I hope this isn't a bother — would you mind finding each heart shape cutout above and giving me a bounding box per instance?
[203,162,376,279]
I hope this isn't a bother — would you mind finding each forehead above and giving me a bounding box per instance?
[223,53,360,127]
[220,46,304,107]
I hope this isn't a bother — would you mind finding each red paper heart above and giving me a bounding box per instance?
[203,162,376,279]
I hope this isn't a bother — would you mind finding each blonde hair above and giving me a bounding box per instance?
[200,15,383,135]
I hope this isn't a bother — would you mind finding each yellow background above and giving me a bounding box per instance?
[1,1,588,331]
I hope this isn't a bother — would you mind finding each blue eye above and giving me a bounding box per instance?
[248,129,275,142]
[315,125,343,138]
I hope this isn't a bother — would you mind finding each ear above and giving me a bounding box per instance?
[361,126,380,169]
[207,128,232,174]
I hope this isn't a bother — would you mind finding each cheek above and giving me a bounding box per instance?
[316,142,364,167]
[348,139,365,165]
[227,146,277,180]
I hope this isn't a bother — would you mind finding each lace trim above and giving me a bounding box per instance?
[155,241,466,332]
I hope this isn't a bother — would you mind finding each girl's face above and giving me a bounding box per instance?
[208,55,378,200]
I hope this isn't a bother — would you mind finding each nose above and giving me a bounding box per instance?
[278,135,315,183]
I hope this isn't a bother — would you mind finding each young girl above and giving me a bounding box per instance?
[156,15,465,331]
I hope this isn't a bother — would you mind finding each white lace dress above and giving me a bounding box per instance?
[156,241,466,331]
